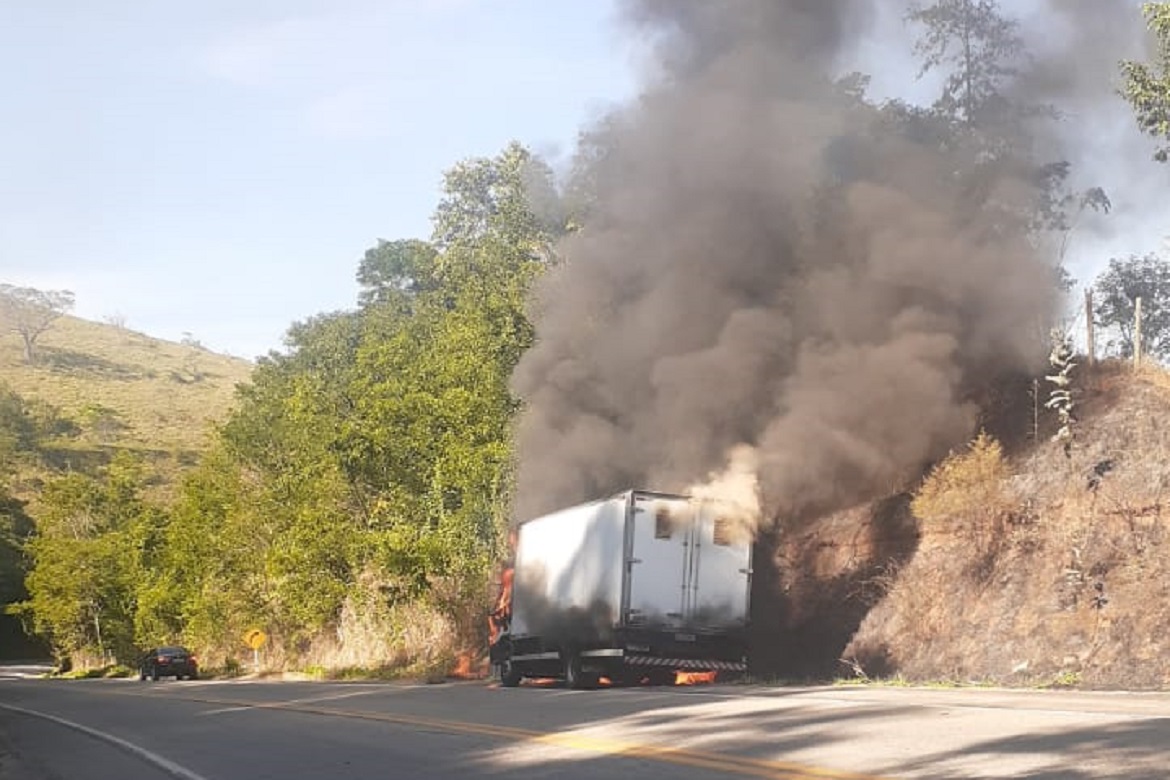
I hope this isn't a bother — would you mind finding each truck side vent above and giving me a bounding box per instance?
[655,507,672,539]
[712,517,732,546]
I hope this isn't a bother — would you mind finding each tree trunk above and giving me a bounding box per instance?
[20,332,35,364]
[963,13,974,125]
[92,604,105,662]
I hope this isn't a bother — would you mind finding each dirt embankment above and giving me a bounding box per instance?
[751,363,1170,690]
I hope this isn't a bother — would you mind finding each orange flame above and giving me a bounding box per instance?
[451,651,487,679]
[675,671,717,685]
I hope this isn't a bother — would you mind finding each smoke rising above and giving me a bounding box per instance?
[511,0,1076,525]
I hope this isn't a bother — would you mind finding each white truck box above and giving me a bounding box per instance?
[497,489,752,687]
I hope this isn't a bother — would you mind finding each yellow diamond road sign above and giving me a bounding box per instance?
[244,629,268,650]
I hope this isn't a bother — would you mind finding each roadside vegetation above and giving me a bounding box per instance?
[3,1,1170,686]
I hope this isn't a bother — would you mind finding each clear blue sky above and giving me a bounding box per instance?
[0,1,636,359]
[1,1,1164,359]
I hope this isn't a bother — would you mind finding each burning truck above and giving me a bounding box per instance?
[488,489,752,688]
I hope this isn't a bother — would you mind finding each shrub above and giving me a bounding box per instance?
[913,431,1011,559]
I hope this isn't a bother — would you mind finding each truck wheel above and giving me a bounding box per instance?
[564,653,586,690]
[500,659,522,688]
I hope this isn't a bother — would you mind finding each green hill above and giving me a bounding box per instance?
[0,315,253,491]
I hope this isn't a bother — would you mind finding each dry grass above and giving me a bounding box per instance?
[1,315,253,450]
[1,315,252,492]
[845,360,1170,689]
[200,569,490,681]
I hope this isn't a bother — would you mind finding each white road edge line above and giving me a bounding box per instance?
[0,702,211,780]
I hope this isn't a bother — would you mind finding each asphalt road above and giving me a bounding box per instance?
[1,676,1169,779]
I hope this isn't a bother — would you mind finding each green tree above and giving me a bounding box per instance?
[1093,253,1170,360]
[907,0,1108,280]
[0,285,75,364]
[356,239,440,308]
[135,447,258,656]
[907,0,1027,130]
[432,141,562,258]
[0,492,32,615]
[1121,2,1170,161]
[341,143,563,618]
[136,142,563,667]
[21,453,158,664]
[0,385,46,625]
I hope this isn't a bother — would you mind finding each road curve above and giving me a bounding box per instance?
[1,678,1168,779]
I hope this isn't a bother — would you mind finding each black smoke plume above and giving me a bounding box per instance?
[511,0,1069,525]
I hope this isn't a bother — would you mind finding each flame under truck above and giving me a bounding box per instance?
[489,489,752,688]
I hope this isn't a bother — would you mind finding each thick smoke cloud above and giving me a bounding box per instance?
[511,0,1063,524]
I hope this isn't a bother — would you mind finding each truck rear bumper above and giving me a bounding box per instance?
[577,647,745,671]
[495,626,749,675]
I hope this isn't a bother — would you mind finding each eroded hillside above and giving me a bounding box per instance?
[749,362,1170,690]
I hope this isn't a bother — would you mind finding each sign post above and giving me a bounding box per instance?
[243,629,268,671]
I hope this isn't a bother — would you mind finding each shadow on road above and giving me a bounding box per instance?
[886,719,1170,780]
[462,685,1170,780]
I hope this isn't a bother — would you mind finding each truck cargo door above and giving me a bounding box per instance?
[688,499,752,629]
[625,494,692,629]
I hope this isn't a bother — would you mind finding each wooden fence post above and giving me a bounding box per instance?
[1084,288,1095,368]
[1134,296,1143,370]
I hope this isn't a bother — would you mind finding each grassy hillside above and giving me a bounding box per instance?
[0,315,253,481]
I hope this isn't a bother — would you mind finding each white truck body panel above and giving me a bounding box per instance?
[626,492,692,629]
[512,490,751,640]
[690,498,753,628]
[511,496,626,637]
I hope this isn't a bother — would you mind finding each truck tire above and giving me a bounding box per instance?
[564,653,587,690]
[500,659,522,688]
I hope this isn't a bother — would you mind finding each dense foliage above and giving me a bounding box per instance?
[1093,253,1170,360]
[17,143,564,667]
[1121,3,1170,162]
[10,2,1170,671]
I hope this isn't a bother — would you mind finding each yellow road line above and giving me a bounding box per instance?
[100,688,891,780]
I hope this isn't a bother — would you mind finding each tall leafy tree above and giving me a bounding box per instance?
[356,239,440,308]
[342,143,563,613]
[907,0,1109,282]
[118,142,564,665]
[907,0,1026,130]
[1093,253,1170,361]
[0,493,31,619]
[22,453,160,664]
[0,385,46,631]
[1121,2,1170,162]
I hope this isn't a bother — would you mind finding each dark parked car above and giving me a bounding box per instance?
[139,646,198,681]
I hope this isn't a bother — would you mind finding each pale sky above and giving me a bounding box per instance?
[0,1,637,359]
[1,1,1165,360]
